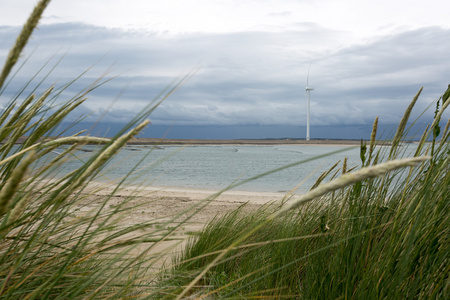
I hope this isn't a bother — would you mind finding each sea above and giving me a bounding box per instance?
[45,144,417,194]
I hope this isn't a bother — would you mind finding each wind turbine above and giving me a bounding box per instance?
[305,65,314,141]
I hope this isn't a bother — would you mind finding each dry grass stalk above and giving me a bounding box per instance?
[368,116,378,165]
[0,0,51,89]
[310,160,340,190]
[68,120,150,190]
[342,157,347,174]
[271,156,430,218]
[414,124,430,157]
[176,156,430,299]
[390,87,423,156]
[0,136,111,167]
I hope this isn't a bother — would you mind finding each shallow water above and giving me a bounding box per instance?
[37,143,419,194]
[44,144,360,193]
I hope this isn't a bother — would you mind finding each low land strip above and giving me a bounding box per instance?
[8,136,392,146]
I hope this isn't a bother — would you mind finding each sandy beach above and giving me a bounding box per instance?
[63,181,295,268]
[76,182,291,230]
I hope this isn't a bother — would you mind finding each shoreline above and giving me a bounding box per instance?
[74,180,294,239]
[37,178,294,239]
[8,136,393,146]
[38,177,295,218]
[80,181,295,206]
[127,138,380,146]
[34,178,294,269]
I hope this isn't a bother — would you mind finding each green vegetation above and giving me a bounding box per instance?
[1,1,448,299]
[162,91,449,299]
[0,1,190,298]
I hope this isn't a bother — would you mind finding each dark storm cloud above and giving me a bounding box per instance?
[0,23,448,128]
[310,27,450,125]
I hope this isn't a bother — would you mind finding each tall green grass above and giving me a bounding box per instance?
[162,90,449,299]
[1,1,448,299]
[0,1,193,298]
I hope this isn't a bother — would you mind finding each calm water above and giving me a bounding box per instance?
[48,144,370,194]
[37,143,420,194]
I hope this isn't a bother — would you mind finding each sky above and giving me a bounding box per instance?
[0,0,449,139]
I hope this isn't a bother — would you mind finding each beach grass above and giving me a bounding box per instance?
[161,92,449,299]
[1,1,449,299]
[0,1,192,298]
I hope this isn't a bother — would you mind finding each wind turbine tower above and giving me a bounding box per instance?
[305,66,314,141]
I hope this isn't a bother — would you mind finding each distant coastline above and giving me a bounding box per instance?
[6,136,396,146]
[127,138,370,145]
[127,138,400,146]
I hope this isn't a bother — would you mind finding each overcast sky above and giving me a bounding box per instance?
[0,0,449,138]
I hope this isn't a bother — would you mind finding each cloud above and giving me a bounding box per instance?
[0,23,448,130]
[267,11,293,18]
